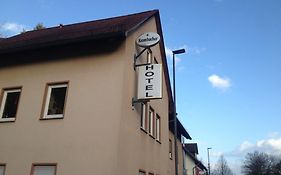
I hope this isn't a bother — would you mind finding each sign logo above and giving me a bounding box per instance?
[137,64,162,100]
[136,32,160,48]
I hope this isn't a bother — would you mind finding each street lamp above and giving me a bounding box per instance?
[172,48,186,175]
[207,147,212,175]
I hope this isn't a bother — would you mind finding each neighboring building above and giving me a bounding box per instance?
[183,143,208,175]
[169,118,192,175]
[0,10,192,175]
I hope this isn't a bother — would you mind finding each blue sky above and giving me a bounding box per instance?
[1,0,281,174]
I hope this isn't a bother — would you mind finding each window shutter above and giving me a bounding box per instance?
[33,166,56,175]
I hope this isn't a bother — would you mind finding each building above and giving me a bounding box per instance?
[183,143,208,175]
[0,10,195,175]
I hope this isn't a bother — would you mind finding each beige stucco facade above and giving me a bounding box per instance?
[0,14,182,175]
[168,131,187,175]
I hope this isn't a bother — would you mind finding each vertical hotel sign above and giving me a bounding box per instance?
[135,32,162,101]
[137,64,162,100]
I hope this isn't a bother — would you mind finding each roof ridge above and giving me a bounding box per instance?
[10,10,158,38]
[0,9,159,53]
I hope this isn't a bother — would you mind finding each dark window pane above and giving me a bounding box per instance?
[47,87,67,115]
[2,91,20,118]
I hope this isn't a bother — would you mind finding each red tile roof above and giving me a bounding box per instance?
[0,10,158,54]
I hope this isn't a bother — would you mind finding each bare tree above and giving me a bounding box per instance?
[212,155,234,175]
[242,151,277,175]
[272,160,281,175]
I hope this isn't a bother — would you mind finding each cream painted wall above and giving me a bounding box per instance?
[0,15,175,175]
[116,16,172,175]
[169,131,186,175]
[0,47,126,174]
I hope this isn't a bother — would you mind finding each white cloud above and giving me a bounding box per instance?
[0,22,28,36]
[210,151,224,157]
[256,138,281,153]
[229,137,281,157]
[268,131,279,138]
[238,141,254,152]
[208,134,281,175]
[209,135,281,175]
[208,74,231,90]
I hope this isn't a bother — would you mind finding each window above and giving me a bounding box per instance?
[42,82,68,119]
[156,114,160,141]
[0,165,6,175]
[139,170,146,175]
[148,107,154,136]
[140,102,147,130]
[32,164,56,175]
[169,139,172,159]
[0,87,21,122]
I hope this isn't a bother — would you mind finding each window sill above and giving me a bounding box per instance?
[149,134,155,139]
[0,118,16,123]
[156,139,161,144]
[40,116,64,120]
[140,127,148,134]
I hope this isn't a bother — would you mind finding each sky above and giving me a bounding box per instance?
[1,0,281,174]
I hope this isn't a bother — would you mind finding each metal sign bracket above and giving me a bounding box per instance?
[131,97,149,110]
[134,47,152,70]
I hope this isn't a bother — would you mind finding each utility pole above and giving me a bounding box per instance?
[172,49,186,175]
[207,147,212,175]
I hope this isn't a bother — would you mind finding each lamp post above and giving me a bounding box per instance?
[207,147,212,175]
[172,49,186,175]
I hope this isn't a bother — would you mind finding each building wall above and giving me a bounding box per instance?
[0,16,174,175]
[168,131,186,175]
[185,154,196,175]
[116,16,172,175]
[0,40,126,174]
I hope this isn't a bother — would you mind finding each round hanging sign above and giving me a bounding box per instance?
[136,32,160,48]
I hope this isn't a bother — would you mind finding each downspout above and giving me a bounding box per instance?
[182,136,186,175]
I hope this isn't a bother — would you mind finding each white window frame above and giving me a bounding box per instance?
[169,139,172,159]
[148,107,154,136]
[0,164,6,175]
[32,164,57,175]
[42,83,68,119]
[140,103,146,130]
[156,114,160,141]
[0,88,21,122]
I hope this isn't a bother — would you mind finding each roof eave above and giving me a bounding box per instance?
[0,31,126,55]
